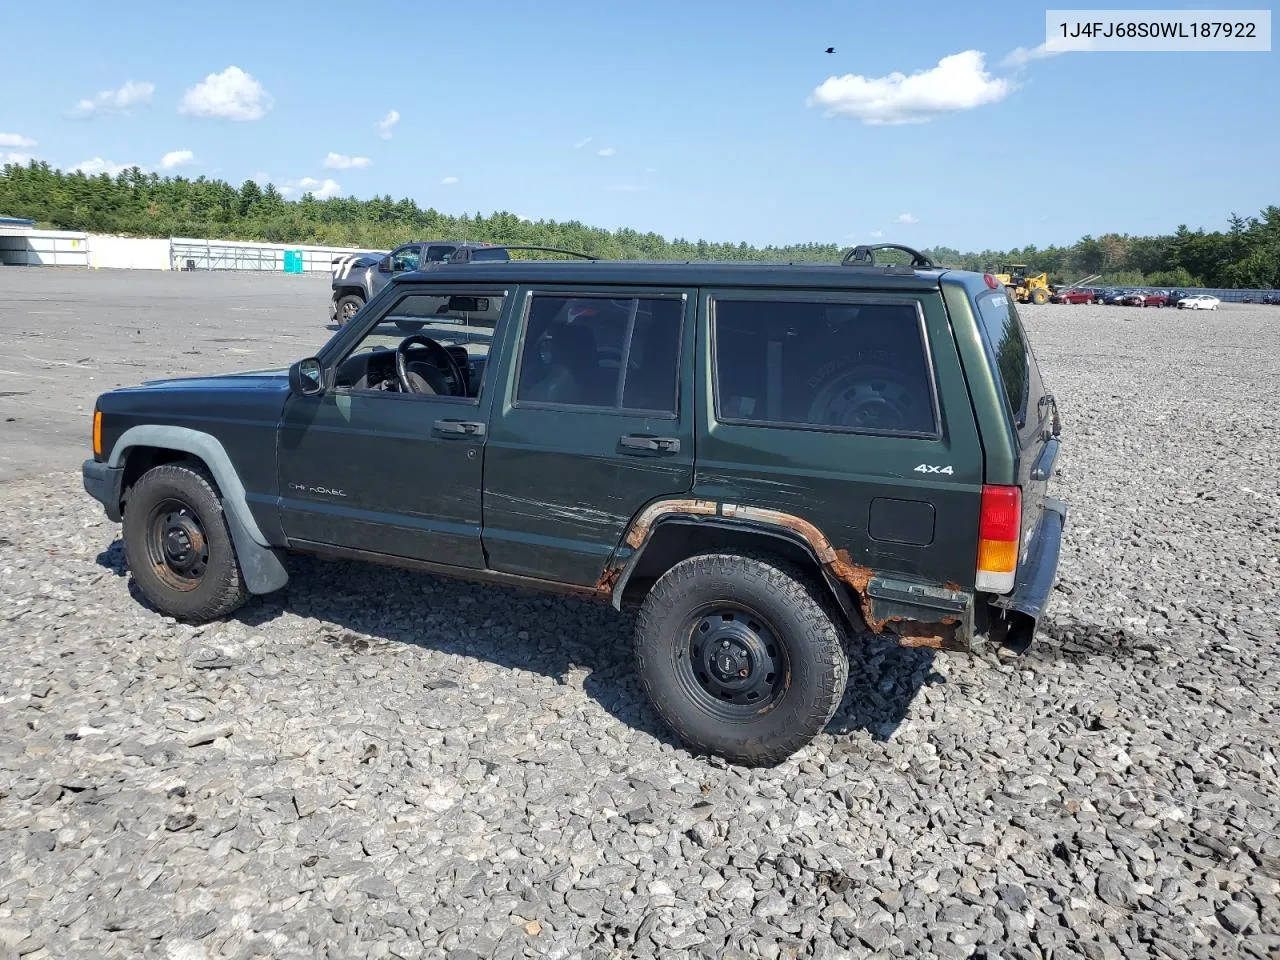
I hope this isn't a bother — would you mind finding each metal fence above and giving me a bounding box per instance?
[169,239,376,274]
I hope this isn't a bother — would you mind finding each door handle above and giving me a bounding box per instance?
[619,434,680,453]
[434,419,486,436]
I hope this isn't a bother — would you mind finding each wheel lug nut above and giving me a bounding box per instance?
[721,640,730,649]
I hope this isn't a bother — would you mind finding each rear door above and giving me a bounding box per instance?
[482,286,696,585]
[972,287,1055,562]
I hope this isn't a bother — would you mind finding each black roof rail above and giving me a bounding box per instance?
[841,243,935,271]
[447,245,599,263]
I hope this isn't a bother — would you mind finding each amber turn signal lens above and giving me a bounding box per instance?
[92,410,102,458]
[977,537,1018,574]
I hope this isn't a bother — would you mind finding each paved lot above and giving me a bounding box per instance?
[0,269,333,482]
[1,271,1278,959]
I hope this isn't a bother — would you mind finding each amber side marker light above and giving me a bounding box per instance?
[92,410,103,458]
[975,483,1020,593]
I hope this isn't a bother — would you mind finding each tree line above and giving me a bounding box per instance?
[1,160,1276,288]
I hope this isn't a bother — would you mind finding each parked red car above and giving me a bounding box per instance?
[1050,288,1096,304]
[1121,292,1168,307]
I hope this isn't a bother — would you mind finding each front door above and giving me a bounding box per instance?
[482,287,697,585]
[277,284,511,567]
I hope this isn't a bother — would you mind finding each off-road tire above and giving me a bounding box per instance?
[1030,287,1050,305]
[122,463,249,622]
[635,552,849,766]
[336,293,365,326]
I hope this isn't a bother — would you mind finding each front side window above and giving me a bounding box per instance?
[389,244,422,272]
[514,294,683,414]
[332,290,505,399]
[712,297,938,437]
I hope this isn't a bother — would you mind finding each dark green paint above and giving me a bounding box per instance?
[87,257,1063,645]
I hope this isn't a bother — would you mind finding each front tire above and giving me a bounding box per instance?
[335,293,365,326]
[634,552,849,766]
[122,463,249,622]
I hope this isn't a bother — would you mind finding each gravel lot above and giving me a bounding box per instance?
[1,271,1278,960]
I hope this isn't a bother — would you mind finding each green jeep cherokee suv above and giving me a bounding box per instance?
[83,243,1066,766]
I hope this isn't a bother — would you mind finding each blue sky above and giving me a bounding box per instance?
[1,1,1275,250]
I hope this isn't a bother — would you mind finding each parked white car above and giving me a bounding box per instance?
[1177,295,1220,310]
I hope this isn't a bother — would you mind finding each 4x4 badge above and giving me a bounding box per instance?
[913,464,954,475]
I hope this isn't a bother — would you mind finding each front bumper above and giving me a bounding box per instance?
[990,496,1068,652]
[82,458,124,523]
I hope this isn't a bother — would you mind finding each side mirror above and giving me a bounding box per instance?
[378,256,392,273]
[290,357,325,396]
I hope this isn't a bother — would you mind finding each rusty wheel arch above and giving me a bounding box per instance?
[596,498,879,632]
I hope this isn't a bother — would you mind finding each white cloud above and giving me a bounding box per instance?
[574,136,593,149]
[160,149,195,169]
[1002,35,1094,68]
[374,109,400,139]
[896,213,919,224]
[324,152,371,170]
[2,152,35,166]
[440,176,459,185]
[70,80,155,118]
[280,177,342,200]
[869,230,884,238]
[597,147,616,157]
[74,158,135,177]
[179,66,272,121]
[0,132,36,148]
[808,50,1012,125]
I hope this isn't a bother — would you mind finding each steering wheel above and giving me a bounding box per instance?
[395,335,467,396]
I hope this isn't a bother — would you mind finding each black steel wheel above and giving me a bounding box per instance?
[143,498,209,591]
[635,551,849,766]
[676,602,789,718]
[122,463,249,622]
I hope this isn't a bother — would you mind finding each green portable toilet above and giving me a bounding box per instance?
[283,249,304,274]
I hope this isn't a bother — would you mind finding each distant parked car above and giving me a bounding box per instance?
[1050,288,1095,304]
[1177,295,1220,310]
[1121,291,1168,307]
[1261,294,1280,305]
[1106,290,1133,305]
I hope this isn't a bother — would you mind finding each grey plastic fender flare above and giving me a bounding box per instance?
[108,425,289,595]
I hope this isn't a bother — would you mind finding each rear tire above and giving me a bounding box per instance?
[1031,288,1049,305]
[336,293,364,326]
[122,463,249,622]
[634,552,849,766]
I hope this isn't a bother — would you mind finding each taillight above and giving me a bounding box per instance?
[92,409,103,459]
[976,483,1020,593]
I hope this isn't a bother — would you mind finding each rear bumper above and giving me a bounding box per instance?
[82,458,124,523]
[990,496,1068,652]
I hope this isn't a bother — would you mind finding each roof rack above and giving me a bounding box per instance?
[841,243,935,272]
[446,245,599,263]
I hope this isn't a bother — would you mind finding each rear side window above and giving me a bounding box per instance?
[711,298,938,437]
[974,290,1030,426]
[515,294,683,414]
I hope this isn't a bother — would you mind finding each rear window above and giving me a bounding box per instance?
[711,297,938,437]
[974,290,1030,426]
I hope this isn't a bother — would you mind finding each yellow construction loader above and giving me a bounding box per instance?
[993,264,1052,305]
